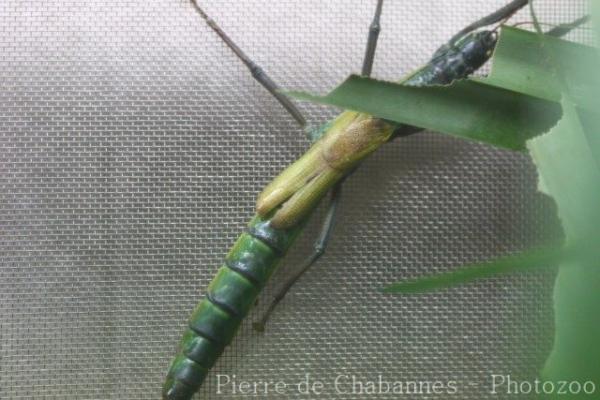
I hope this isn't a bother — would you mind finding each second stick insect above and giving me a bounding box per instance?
[162,1,585,398]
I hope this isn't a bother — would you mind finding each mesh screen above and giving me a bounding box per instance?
[0,0,589,399]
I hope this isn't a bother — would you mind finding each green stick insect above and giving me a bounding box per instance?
[162,1,586,398]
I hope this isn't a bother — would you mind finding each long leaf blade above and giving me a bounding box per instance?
[382,246,564,294]
[290,77,561,151]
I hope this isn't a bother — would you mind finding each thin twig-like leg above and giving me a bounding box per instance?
[448,0,528,45]
[191,0,307,128]
[253,0,386,331]
[362,0,384,77]
[253,184,343,332]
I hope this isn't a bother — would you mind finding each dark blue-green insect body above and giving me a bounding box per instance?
[405,30,498,86]
[162,29,499,400]
[392,30,498,138]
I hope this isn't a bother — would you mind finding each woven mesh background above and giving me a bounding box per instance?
[0,0,589,399]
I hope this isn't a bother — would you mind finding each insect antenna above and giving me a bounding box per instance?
[447,0,528,46]
[512,15,591,37]
[190,0,307,128]
[491,3,524,34]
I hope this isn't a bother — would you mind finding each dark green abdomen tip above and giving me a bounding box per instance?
[162,377,197,400]
[163,353,208,400]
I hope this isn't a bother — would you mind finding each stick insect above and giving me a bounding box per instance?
[162,1,586,398]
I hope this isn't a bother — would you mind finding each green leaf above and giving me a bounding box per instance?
[291,15,600,386]
[380,18,600,389]
[288,28,599,151]
[290,77,561,151]
[528,104,600,241]
[382,245,565,294]
[480,27,599,109]
[525,23,600,382]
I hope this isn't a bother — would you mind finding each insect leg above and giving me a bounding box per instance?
[253,183,342,332]
[253,0,388,331]
[190,0,307,128]
[447,0,528,46]
[362,0,384,77]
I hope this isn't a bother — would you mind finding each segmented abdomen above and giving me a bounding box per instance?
[162,215,304,400]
